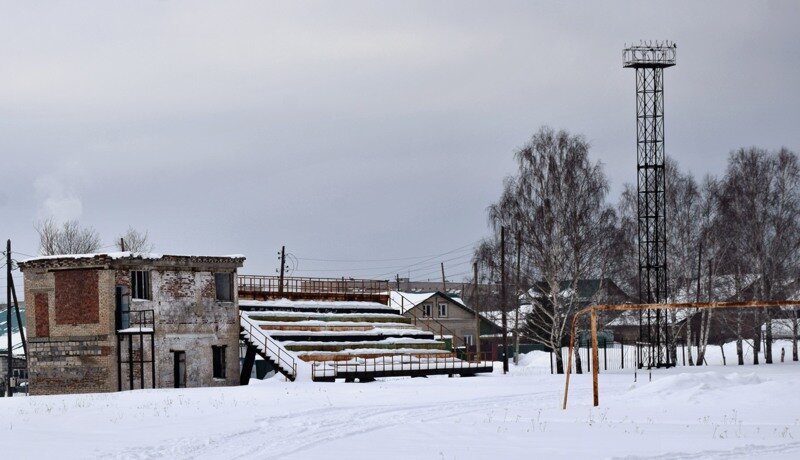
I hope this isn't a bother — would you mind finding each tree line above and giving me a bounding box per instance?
[34,218,154,255]
[474,126,800,373]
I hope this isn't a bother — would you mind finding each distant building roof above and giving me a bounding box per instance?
[529,278,633,304]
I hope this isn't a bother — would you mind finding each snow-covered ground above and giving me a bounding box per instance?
[3,349,800,459]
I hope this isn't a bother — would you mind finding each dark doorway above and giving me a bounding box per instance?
[115,285,130,329]
[173,351,186,388]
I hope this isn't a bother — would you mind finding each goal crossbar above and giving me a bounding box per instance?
[562,299,800,409]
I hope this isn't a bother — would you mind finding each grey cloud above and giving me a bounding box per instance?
[1,1,798,280]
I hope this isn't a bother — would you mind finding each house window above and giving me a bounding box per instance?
[422,304,432,317]
[464,334,474,346]
[131,271,151,300]
[438,303,448,318]
[215,273,233,302]
[212,346,227,379]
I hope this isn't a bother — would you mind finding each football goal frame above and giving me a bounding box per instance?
[562,299,800,409]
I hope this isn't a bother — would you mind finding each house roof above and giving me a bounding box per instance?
[671,273,760,303]
[606,309,691,327]
[18,252,246,270]
[390,290,501,330]
[389,291,465,313]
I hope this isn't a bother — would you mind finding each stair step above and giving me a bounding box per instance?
[246,312,411,324]
[240,299,398,315]
[298,349,454,361]
[261,330,435,342]
[284,339,448,353]
[255,322,415,332]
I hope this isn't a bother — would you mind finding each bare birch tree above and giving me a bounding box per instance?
[716,147,800,364]
[119,227,155,253]
[35,218,101,255]
[480,126,617,374]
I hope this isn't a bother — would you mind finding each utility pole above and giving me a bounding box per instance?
[474,262,481,360]
[501,227,509,374]
[440,262,446,293]
[278,245,286,296]
[6,240,12,396]
[396,274,401,291]
[514,232,521,365]
[120,237,126,252]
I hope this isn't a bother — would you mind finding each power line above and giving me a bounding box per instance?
[372,246,478,279]
[287,243,480,280]
[292,250,476,277]
[410,259,474,279]
[294,240,480,263]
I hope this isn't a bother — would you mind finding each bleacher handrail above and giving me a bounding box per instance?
[240,311,298,380]
[310,352,493,380]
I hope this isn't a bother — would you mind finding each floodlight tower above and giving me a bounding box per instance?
[623,41,676,368]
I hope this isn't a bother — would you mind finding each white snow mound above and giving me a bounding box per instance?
[628,371,763,400]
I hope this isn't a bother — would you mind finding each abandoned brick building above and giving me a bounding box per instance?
[18,252,245,395]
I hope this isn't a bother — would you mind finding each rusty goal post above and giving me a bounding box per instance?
[562,299,800,409]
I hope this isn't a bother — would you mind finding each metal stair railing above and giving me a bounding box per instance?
[240,311,298,380]
[311,351,493,380]
[388,291,472,357]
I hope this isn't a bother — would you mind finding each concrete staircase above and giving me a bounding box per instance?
[239,311,298,381]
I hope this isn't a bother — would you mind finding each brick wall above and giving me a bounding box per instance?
[24,268,118,395]
[27,335,115,395]
[55,269,100,325]
[132,269,240,389]
[34,292,50,337]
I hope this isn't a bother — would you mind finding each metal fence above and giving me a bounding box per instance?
[239,275,389,299]
[550,340,658,374]
[548,339,765,374]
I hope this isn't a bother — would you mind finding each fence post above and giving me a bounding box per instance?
[682,341,686,366]
[603,339,607,371]
[621,340,624,369]
[587,340,591,373]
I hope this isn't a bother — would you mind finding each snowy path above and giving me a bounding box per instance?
[3,359,800,459]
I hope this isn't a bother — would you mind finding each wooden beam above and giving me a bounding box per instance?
[591,308,599,407]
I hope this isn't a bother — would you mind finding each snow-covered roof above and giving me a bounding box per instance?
[0,303,26,355]
[21,251,246,263]
[606,308,692,327]
[762,319,799,336]
[482,304,534,325]
[18,251,246,269]
[389,291,465,313]
[671,274,760,303]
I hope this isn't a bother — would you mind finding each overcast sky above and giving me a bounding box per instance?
[1,1,798,285]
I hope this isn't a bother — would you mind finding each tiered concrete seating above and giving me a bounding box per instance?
[240,299,453,363]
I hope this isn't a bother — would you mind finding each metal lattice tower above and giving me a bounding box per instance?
[623,41,676,368]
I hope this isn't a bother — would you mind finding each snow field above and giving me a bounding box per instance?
[2,349,800,459]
